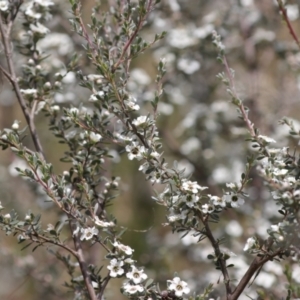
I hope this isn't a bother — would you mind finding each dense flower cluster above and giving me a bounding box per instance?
[0,0,300,299]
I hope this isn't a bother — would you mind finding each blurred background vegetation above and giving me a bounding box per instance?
[1,0,300,299]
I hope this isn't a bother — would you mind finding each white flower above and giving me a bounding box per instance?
[69,107,79,115]
[20,88,37,98]
[177,58,200,74]
[294,189,300,199]
[30,22,50,36]
[113,241,134,255]
[167,277,190,297]
[3,213,11,220]
[94,216,114,228]
[167,28,197,49]
[80,227,99,241]
[149,151,160,159]
[181,179,207,194]
[125,142,145,161]
[89,132,102,143]
[34,0,54,7]
[38,33,74,56]
[223,194,244,208]
[286,4,299,21]
[132,116,148,127]
[210,195,226,207]
[201,203,215,214]
[184,194,199,208]
[258,135,276,144]
[73,226,80,236]
[8,158,28,177]
[107,259,124,277]
[124,257,135,264]
[139,161,150,173]
[12,121,19,130]
[87,74,104,82]
[226,183,236,189]
[167,213,181,223]
[0,0,9,12]
[24,3,42,19]
[273,168,288,176]
[46,224,54,231]
[124,96,140,111]
[89,91,104,102]
[123,282,144,294]
[270,225,279,232]
[126,266,148,284]
[51,105,60,112]
[243,237,256,252]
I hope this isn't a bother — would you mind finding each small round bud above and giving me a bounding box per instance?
[44,82,52,90]
[51,105,60,112]
[54,73,63,80]
[111,181,119,188]
[36,65,42,71]
[12,121,19,130]
[63,170,70,177]
[28,59,35,66]
[3,213,11,221]
[54,81,62,88]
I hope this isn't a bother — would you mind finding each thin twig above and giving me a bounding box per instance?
[0,16,44,156]
[229,249,283,300]
[196,211,232,295]
[112,0,154,72]
[70,220,98,300]
[277,0,300,50]
[98,273,111,299]
[222,56,256,138]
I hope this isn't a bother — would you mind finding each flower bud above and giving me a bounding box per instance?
[12,121,19,130]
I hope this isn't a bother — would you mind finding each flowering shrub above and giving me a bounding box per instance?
[1,0,300,299]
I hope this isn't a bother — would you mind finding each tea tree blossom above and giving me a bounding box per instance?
[124,96,140,111]
[126,266,148,284]
[107,259,124,277]
[201,203,215,214]
[184,194,199,208]
[29,22,50,36]
[69,107,79,116]
[0,0,8,12]
[132,116,148,127]
[1,0,299,299]
[210,195,226,207]
[223,194,245,208]
[3,213,11,221]
[80,227,99,241]
[113,241,134,256]
[258,135,276,144]
[181,179,207,194]
[89,91,104,102]
[94,216,114,228]
[20,88,37,98]
[125,142,145,160]
[243,237,256,252]
[167,277,190,297]
[123,282,144,294]
[89,132,102,143]
[12,121,19,130]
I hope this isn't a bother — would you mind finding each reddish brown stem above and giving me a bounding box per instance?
[277,0,300,50]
